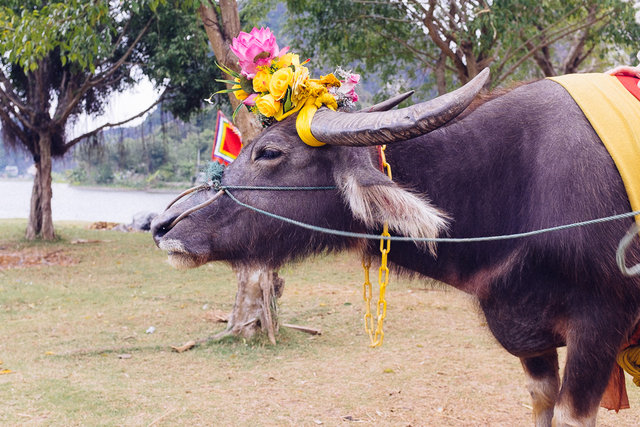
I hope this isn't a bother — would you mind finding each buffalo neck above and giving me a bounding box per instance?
[380,90,536,295]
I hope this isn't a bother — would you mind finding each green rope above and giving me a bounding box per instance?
[194,165,640,275]
[222,188,640,243]
[223,185,336,191]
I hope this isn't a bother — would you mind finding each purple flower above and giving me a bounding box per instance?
[242,93,258,106]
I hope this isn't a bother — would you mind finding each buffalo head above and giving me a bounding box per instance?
[151,69,489,269]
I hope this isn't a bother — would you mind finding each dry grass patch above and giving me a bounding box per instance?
[1,219,639,426]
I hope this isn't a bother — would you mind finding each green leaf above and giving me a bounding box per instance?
[215,79,240,86]
[282,87,294,113]
[214,88,241,94]
[231,102,244,122]
[215,60,241,78]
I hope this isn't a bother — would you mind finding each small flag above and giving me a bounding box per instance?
[212,110,243,165]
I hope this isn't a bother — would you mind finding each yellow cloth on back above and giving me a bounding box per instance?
[549,74,640,226]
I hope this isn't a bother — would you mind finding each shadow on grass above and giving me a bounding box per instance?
[57,327,307,360]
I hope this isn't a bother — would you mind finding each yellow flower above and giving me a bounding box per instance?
[291,65,310,104]
[255,94,281,117]
[232,84,249,101]
[276,53,299,69]
[319,73,341,88]
[269,67,294,101]
[252,69,272,93]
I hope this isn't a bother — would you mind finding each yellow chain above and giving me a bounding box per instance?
[362,145,392,347]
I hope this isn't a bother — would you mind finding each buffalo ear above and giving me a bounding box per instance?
[334,150,449,255]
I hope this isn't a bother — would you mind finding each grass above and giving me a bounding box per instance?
[1,219,639,426]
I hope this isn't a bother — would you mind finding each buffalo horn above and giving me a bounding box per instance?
[310,68,490,146]
[358,91,415,112]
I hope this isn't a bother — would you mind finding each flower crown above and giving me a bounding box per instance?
[215,27,359,146]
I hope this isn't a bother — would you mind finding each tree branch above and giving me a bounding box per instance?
[420,0,467,80]
[0,111,28,142]
[64,88,167,151]
[0,85,33,132]
[0,69,30,117]
[562,6,598,74]
[388,33,455,73]
[494,4,591,76]
[54,16,155,125]
[495,12,610,86]
[350,0,394,5]
[352,14,413,24]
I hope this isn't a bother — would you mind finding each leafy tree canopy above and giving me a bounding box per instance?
[0,0,220,239]
[282,0,640,96]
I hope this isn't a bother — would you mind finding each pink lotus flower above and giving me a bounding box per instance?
[230,27,289,78]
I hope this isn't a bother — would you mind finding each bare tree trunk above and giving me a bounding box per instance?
[217,265,284,344]
[25,133,55,240]
[198,0,261,143]
[196,1,283,342]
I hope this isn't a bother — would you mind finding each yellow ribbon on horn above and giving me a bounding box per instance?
[294,87,338,147]
[296,99,324,147]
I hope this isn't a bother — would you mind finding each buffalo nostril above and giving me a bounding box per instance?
[151,215,176,244]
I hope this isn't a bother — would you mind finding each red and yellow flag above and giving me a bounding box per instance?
[212,110,243,165]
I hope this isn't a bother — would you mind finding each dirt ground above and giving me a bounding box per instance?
[0,247,76,269]
[1,221,639,426]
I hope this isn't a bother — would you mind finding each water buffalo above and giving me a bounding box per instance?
[151,69,640,426]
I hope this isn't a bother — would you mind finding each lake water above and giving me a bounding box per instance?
[0,180,181,224]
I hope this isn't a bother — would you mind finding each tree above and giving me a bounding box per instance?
[0,0,217,239]
[185,1,287,343]
[284,0,640,95]
[197,0,262,141]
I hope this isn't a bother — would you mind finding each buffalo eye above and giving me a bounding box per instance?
[256,148,282,161]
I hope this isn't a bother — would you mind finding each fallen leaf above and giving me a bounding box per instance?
[45,351,55,356]
[383,368,395,374]
[0,369,13,375]
[171,341,196,353]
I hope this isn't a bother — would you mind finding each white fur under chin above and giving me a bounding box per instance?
[159,239,204,269]
[341,175,449,255]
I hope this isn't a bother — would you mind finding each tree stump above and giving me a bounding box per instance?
[216,265,284,344]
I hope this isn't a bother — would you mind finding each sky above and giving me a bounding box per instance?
[69,77,163,139]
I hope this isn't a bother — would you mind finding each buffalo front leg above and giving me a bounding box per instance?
[520,351,559,427]
[552,317,625,427]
